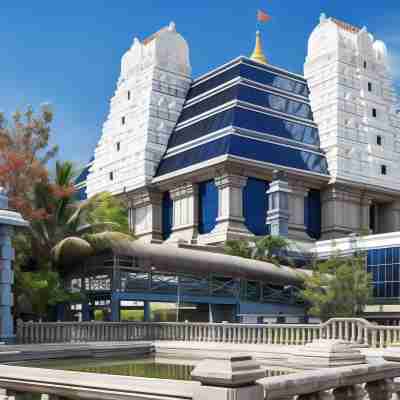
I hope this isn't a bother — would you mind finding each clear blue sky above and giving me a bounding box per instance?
[0,1,399,169]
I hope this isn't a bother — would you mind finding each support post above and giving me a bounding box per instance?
[266,170,291,237]
[144,301,151,322]
[111,293,120,322]
[191,354,265,400]
[0,188,28,342]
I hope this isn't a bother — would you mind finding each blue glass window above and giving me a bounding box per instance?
[187,59,309,101]
[243,178,269,235]
[240,63,309,96]
[367,247,400,298]
[75,186,87,201]
[162,192,173,240]
[305,189,321,240]
[179,84,313,125]
[170,107,320,150]
[157,135,329,177]
[198,180,218,234]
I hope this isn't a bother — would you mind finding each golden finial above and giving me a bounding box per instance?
[250,30,268,65]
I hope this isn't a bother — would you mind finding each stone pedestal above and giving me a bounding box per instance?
[288,339,366,368]
[167,183,198,244]
[128,188,163,243]
[0,188,28,342]
[202,174,251,243]
[191,354,265,400]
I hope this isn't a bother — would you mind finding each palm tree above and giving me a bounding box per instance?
[224,235,291,266]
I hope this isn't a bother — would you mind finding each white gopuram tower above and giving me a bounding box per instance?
[86,22,191,197]
[304,14,400,190]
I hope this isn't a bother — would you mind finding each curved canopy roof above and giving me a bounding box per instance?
[108,240,308,286]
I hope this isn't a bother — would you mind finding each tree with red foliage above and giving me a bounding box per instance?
[0,105,58,221]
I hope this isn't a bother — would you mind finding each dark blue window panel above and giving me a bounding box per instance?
[169,107,320,150]
[367,251,372,265]
[372,265,379,282]
[179,84,313,125]
[162,192,173,240]
[387,248,393,264]
[394,248,400,263]
[379,266,385,282]
[386,264,393,281]
[305,189,321,240]
[179,86,237,123]
[239,63,309,97]
[394,282,400,297]
[386,283,393,298]
[378,249,386,265]
[187,59,309,101]
[238,85,312,119]
[187,64,241,100]
[168,109,235,149]
[75,165,90,185]
[394,265,400,281]
[234,108,319,146]
[198,180,218,234]
[75,186,87,201]
[243,178,269,235]
[157,135,329,177]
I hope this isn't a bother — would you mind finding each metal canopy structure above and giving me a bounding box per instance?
[105,241,309,286]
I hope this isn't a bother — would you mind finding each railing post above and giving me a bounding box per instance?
[191,354,265,400]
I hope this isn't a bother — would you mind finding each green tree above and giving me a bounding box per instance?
[224,235,290,265]
[301,253,372,320]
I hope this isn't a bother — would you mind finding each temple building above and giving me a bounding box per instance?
[74,14,400,323]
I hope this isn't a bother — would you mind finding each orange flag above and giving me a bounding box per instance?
[257,9,271,23]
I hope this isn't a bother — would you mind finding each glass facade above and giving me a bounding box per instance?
[367,247,400,298]
[158,134,328,177]
[187,58,309,101]
[170,106,319,150]
[179,84,313,124]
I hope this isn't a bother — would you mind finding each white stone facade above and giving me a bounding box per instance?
[304,14,400,191]
[86,22,192,197]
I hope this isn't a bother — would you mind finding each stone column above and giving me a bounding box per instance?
[167,182,199,244]
[129,188,163,243]
[205,173,251,243]
[0,188,28,342]
[288,179,309,240]
[266,170,291,237]
[191,354,265,400]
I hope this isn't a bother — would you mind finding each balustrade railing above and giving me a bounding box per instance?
[16,317,400,348]
[1,359,400,400]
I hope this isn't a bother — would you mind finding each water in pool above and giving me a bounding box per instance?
[15,357,295,381]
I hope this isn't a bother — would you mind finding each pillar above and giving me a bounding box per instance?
[204,173,251,243]
[167,182,199,243]
[111,293,120,322]
[144,301,151,322]
[128,188,163,243]
[266,170,290,237]
[0,187,28,342]
[288,180,309,240]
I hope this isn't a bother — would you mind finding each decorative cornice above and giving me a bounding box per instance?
[169,182,198,200]
[214,173,247,189]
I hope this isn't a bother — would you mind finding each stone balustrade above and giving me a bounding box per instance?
[16,318,400,348]
[0,356,400,400]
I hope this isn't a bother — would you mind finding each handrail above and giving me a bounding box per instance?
[16,318,400,348]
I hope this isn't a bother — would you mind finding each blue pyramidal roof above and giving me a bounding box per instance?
[155,56,329,180]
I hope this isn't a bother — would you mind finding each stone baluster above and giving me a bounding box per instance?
[333,384,365,400]
[365,379,393,400]
[344,321,349,341]
[379,329,385,348]
[191,354,265,400]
